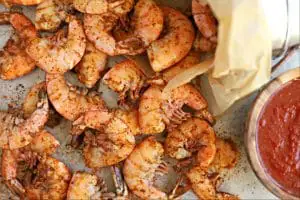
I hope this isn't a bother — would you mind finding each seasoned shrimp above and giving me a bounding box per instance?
[210,138,239,171]
[46,73,106,121]
[76,109,138,168]
[35,0,74,32]
[0,90,49,149]
[1,130,59,197]
[67,167,128,200]
[149,51,201,85]
[123,137,170,199]
[67,172,105,200]
[75,42,108,88]
[26,17,86,74]
[183,138,239,200]
[23,82,61,128]
[84,0,163,56]
[192,0,218,43]
[139,84,214,134]
[186,166,239,200]
[103,59,146,104]
[0,12,37,80]
[25,156,71,200]
[74,0,134,16]
[193,31,217,52]
[147,7,195,72]
[165,118,216,167]
[1,0,44,6]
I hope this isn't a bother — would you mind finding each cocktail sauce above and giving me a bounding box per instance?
[257,79,300,197]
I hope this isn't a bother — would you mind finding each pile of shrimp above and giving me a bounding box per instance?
[0,0,240,199]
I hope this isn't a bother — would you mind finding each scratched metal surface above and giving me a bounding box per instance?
[0,2,299,199]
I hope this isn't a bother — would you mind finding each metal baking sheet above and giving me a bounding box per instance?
[0,2,299,199]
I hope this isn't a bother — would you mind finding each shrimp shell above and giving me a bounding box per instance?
[26,18,86,74]
[35,0,74,32]
[165,118,216,167]
[103,59,146,104]
[139,84,213,134]
[0,12,37,80]
[0,92,49,149]
[123,136,168,199]
[25,156,71,200]
[46,73,106,121]
[75,42,108,88]
[67,172,101,200]
[83,109,137,168]
[147,7,195,72]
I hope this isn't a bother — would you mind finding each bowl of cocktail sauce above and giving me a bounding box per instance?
[246,67,300,199]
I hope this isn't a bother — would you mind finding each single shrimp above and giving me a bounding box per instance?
[46,73,107,121]
[123,136,183,199]
[165,118,216,168]
[25,156,71,200]
[1,0,43,6]
[1,130,59,197]
[75,42,108,88]
[186,166,239,200]
[210,138,239,171]
[74,0,134,16]
[0,12,37,80]
[139,84,214,134]
[182,138,239,200]
[193,30,217,52]
[192,0,218,43]
[103,59,147,104]
[77,109,138,168]
[149,51,201,85]
[23,82,61,128]
[26,17,86,74]
[67,167,129,200]
[35,0,74,32]
[0,90,49,149]
[67,172,106,200]
[84,0,163,56]
[147,7,195,72]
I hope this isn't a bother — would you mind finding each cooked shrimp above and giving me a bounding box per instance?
[139,84,214,134]
[1,130,59,197]
[25,156,71,200]
[67,167,129,200]
[193,31,217,52]
[26,17,86,74]
[147,7,195,72]
[75,42,108,88]
[149,51,201,85]
[84,0,163,56]
[186,166,239,200]
[35,0,74,32]
[79,109,138,168]
[103,59,146,104]
[210,138,239,171]
[23,82,61,128]
[0,90,49,149]
[0,12,37,80]
[46,73,106,121]
[165,118,216,167]
[74,0,134,16]
[192,0,218,42]
[1,0,43,6]
[123,136,170,199]
[67,172,105,200]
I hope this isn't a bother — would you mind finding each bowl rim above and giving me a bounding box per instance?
[245,67,300,200]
